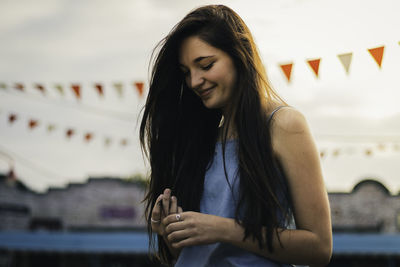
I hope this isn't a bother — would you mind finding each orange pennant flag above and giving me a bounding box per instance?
[120,138,128,146]
[306,58,321,78]
[66,128,75,138]
[71,84,81,99]
[54,84,64,96]
[28,119,39,130]
[94,83,104,97]
[84,133,93,142]
[114,82,123,97]
[367,46,384,68]
[14,83,24,91]
[279,63,293,82]
[8,114,17,124]
[35,84,45,94]
[134,82,144,96]
[337,52,353,74]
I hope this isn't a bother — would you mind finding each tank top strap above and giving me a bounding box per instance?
[267,105,286,124]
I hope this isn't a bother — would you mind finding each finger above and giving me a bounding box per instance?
[164,211,185,225]
[171,237,195,249]
[151,194,163,223]
[169,196,178,214]
[167,229,190,243]
[178,206,183,213]
[162,188,171,216]
[165,219,186,234]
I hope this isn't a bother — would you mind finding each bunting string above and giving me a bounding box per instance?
[3,111,132,148]
[278,43,394,82]
[0,87,136,122]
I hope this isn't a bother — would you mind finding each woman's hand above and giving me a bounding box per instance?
[150,188,180,236]
[163,211,224,249]
[150,188,183,259]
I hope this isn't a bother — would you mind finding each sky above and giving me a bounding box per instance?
[0,0,400,193]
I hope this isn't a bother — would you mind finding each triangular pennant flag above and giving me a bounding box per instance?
[14,83,24,91]
[34,84,45,94]
[120,138,128,146]
[54,84,64,96]
[28,119,39,130]
[0,83,6,89]
[365,149,372,156]
[71,84,81,99]
[84,133,93,142]
[333,149,340,157]
[367,46,384,68]
[47,124,56,132]
[279,63,293,82]
[66,128,75,138]
[104,137,112,147]
[134,82,144,96]
[94,83,104,97]
[306,58,321,78]
[113,82,123,97]
[8,114,17,124]
[337,52,353,74]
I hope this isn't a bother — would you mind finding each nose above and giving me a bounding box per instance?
[188,70,204,89]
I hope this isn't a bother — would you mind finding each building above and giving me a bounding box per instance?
[1,173,400,266]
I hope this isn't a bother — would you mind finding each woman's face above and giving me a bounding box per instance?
[179,36,237,111]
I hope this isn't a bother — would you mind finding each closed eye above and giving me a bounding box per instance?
[201,62,214,71]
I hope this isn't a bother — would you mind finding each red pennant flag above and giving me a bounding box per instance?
[84,133,93,142]
[368,46,384,68]
[14,83,24,91]
[306,58,321,78]
[35,84,45,94]
[94,83,104,97]
[134,82,144,96]
[66,128,75,138]
[71,84,81,99]
[279,63,293,82]
[28,119,39,129]
[8,114,17,124]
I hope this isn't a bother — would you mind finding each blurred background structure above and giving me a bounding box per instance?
[1,0,400,266]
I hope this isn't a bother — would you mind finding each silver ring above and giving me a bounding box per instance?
[176,214,181,221]
[151,218,160,224]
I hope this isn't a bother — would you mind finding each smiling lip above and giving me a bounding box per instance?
[198,86,215,98]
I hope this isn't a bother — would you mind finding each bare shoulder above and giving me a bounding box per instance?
[269,107,315,157]
[270,106,308,135]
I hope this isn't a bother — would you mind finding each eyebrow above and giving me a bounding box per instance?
[180,55,215,68]
[194,55,215,63]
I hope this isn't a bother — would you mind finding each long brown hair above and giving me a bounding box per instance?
[140,5,292,264]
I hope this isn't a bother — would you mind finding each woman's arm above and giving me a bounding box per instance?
[164,108,332,266]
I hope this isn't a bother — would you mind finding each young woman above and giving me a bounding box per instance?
[140,5,332,267]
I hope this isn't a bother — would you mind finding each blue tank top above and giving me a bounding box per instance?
[175,106,295,267]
